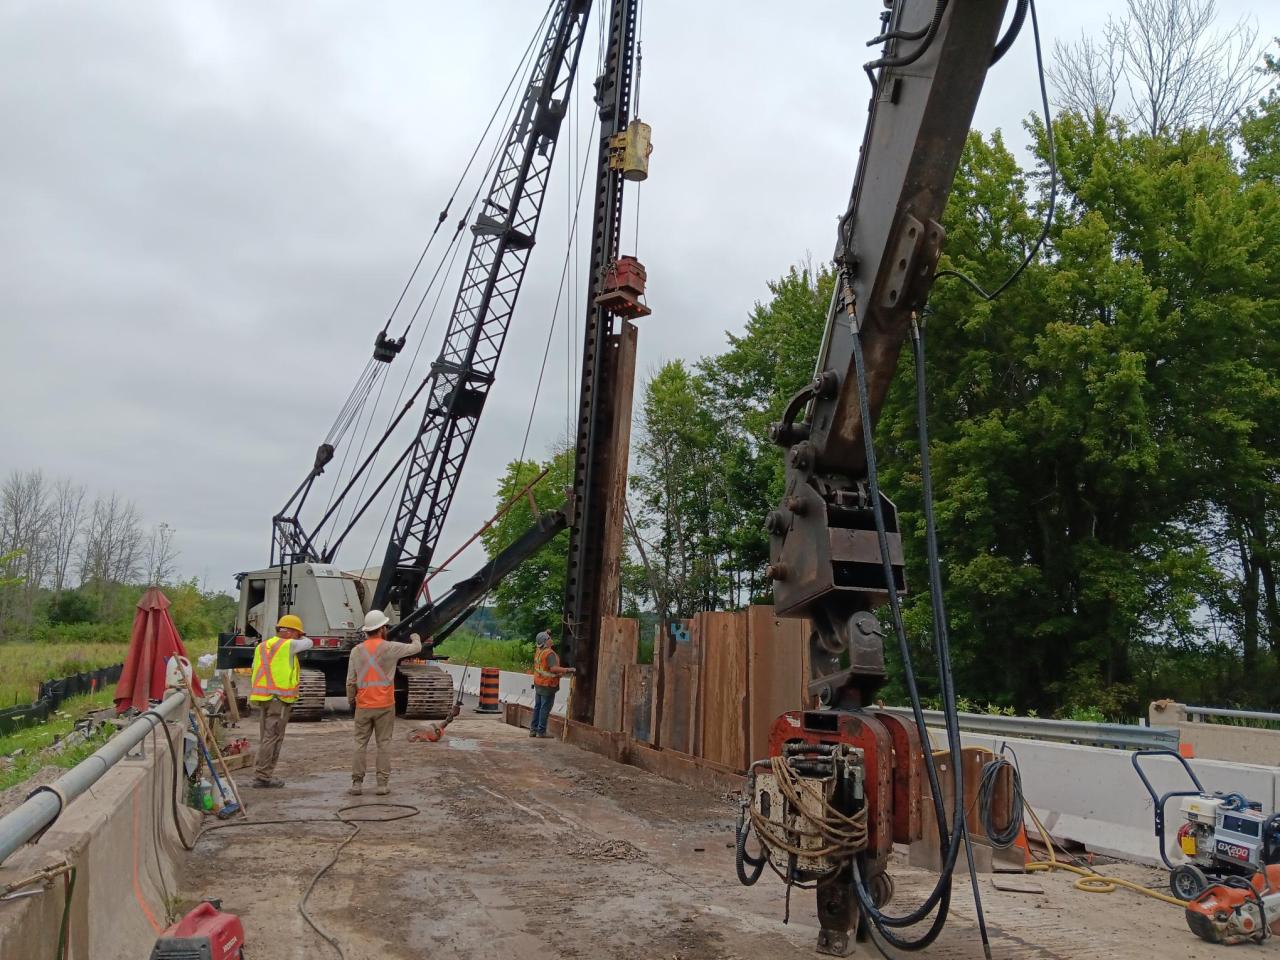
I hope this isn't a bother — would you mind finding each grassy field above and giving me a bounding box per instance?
[0,633,220,791]
[0,634,218,707]
[434,633,534,672]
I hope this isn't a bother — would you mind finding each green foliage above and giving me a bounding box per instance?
[626,99,1280,717]
[481,449,573,642]
[630,267,832,615]
[433,631,534,672]
[46,589,96,625]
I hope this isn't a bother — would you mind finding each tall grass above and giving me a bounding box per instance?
[0,634,218,707]
[433,632,534,672]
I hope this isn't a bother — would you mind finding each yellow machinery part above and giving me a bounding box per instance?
[609,120,652,181]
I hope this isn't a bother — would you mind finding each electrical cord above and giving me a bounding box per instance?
[194,803,421,960]
[978,755,1025,849]
[934,0,1055,302]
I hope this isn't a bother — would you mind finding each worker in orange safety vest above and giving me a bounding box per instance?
[345,609,422,795]
[248,613,313,788]
[529,630,575,738]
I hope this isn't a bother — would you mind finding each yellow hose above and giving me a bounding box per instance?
[1021,803,1189,908]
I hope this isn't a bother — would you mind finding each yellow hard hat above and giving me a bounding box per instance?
[276,614,304,633]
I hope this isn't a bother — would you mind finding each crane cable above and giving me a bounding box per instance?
[380,0,556,339]
[322,0,550,552]
[307,2,557,547]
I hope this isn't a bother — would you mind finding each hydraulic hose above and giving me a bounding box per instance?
[843,314,967,948]
[991,0,1028,64]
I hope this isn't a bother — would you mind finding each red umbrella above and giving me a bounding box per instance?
[114,587,202,713]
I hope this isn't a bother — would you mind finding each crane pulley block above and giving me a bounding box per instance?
[594,255,651,318]
[607,119,652,181]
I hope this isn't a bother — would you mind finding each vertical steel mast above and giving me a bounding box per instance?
[561,0,640,721]
[372,0,594,617]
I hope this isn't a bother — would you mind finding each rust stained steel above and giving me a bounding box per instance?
[872,710,925,845]
[767,710,899,872]
[561,0,641,723]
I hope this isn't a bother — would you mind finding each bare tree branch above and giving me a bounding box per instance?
[145,522,179,586]
[1049,0,1268,136]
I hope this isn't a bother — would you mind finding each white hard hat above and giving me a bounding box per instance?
[362,609,391,632]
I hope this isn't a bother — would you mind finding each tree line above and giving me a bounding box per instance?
[0,469,181,641]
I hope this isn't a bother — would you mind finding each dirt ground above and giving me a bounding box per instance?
[177,703,1249,960]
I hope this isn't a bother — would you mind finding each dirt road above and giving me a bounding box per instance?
[178,705,1226,960]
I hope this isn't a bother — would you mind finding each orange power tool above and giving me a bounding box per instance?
[1186,863,1280,945]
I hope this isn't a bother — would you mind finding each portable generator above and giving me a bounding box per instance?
[150,900,245,960]
[1133,750,1280,900]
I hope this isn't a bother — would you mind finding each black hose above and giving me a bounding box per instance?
[865,0,948,71]
[990,0,1028,65]
[195,803,421,960]
[979,756,1025,849]
[735,821,767,886]
[935,0,1055,302]
[844,321,966,948]
[867,0,945,45]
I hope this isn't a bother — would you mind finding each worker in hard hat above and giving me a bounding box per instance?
[530,630,575,738]
[248,613,312,788]
[345,609,422,796]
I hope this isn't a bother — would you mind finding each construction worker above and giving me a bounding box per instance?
[530,630,575,738]
[248,613,312,788]
[346,609,422,796]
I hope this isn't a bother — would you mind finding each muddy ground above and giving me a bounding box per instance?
[177,703,1236,960]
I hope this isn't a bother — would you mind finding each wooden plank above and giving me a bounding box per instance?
[503,701,743,795]
[220,670,241,723]
[598,321,639,618]
[629,742,745,796]
[623,663,653,743]
[658,619,697,753]
[697,610,748,771]
[651,621,667,749]
[746,606,811,763]
[593,616,638,733]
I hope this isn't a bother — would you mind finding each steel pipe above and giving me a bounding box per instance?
[0,690,188,865]
[878,706,1178,751]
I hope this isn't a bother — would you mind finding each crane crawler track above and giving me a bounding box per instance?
[399,663,455,720]
[291,669,328,722]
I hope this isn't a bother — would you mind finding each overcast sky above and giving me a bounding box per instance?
[3,0,1277,599]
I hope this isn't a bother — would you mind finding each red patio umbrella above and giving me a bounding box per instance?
[114,587,203,713]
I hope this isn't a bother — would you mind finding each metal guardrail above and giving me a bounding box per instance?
[879,707,1179,751]
[0,690,188,865]
[1184,705,1280,724]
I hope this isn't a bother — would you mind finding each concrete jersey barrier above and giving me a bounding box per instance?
[438,663,570,716]
[927,728,1279,865]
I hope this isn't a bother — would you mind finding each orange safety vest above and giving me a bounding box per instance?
[533,646,559,689]
[353,636,395,709]
[250,637,300,703]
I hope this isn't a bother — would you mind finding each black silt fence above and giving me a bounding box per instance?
[0,663,123,735]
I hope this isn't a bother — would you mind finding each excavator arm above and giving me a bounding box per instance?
[767,0,1011,709]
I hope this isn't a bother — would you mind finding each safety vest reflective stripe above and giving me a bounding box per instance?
[533,647,559,688]
[355,639,392,689]
[250,638,299,700]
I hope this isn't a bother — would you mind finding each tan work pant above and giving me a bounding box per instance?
[254,698,292,779]
[352,706,395,785]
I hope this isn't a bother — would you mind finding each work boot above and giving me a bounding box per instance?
[528,728,537,737]
[348,782,363,796]
[376,784,389,796]
[251,777,285,789]
[536,732,551,739]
